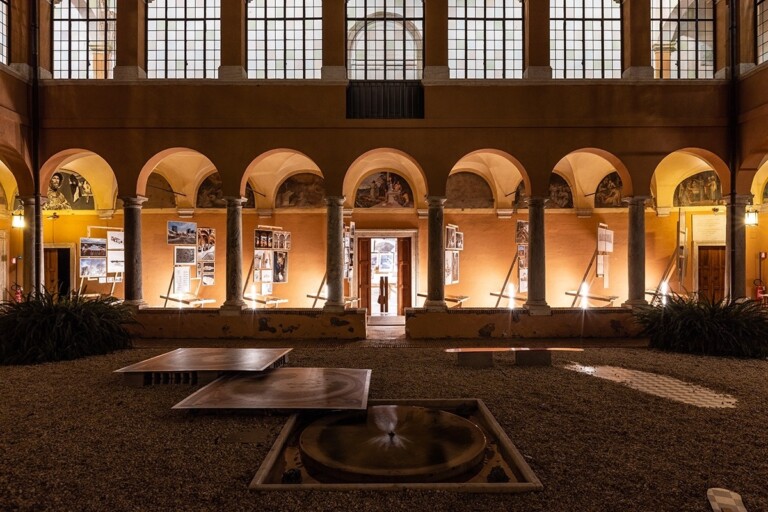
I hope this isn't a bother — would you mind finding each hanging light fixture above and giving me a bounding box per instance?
[745,208,759,227]
[11,210,24,228]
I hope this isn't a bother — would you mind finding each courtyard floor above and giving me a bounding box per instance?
[1,338,766,511]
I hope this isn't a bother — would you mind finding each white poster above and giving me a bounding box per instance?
[173,265,191,295]
[597,223,614,253]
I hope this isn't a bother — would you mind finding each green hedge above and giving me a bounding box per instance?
[0,291,135,365]
[633,294,768,358]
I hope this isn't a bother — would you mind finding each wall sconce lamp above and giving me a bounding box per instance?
[745,208,759,227]
[11,210,25,228]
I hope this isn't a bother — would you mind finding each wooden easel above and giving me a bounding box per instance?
[565,250,618,307]
[161,267,213,307]
[489,253,525,306]
[306,273,327,308]
[78,273,122,297]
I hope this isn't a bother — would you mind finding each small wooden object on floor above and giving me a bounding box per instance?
[445,347,584,368]
[707,488,748,512]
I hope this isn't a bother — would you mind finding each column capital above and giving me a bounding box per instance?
[120,196,148,208]
[223,196,247,207]
[525,196,546,208]
[622,195,651,206]
[723,194,753,207]
[325,195,346,207]
[427,196,447,208]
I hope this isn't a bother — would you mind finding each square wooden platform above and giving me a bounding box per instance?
[172,367,372,410]
[114,347,292,386]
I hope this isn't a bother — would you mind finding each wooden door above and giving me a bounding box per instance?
[44,249,59,293]
[357,238,371,313]
[698,245,725,302]
[397,238,411,314]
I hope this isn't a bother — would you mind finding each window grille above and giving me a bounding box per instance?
[758,0,768,65]
[53,0,117,79]
[651,0,714,79]
[0,0,9,65]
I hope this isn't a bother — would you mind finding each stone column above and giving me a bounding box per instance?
[725,194,750,300]
[623,196,649,306]
[219,0,247,79]
[20,196,37,294]
[324,196,346,311]
[425,196,447,310]
[114,0,147,80]
[524,197,550,314]
[122,196,147,305]
[622,0,653,79]
[222,196,246,312]
[524,0,551,79]
[423,0,449,80]
[322,0,347,80]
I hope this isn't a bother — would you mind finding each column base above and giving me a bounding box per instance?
[323,303,346,313]
[9,63,32,80]
[123,300,147,311]
[423,299,448,311]
[220,301,246,315]
[523,303,551,316]
[523,66,552,79]
[622,299,649,308]
[218,66,247,80]
[113,66,147,80]
[622,66,654,80]
[321,66,348,82]
[422,66,450,83]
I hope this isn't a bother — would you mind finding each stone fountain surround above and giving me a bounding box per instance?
[250,398,543,492]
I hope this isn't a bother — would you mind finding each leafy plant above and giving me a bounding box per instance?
[0,290,135,365]
[633,294,768,358]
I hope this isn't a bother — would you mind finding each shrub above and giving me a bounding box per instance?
[633,294,768,358]
[0,290,135,365]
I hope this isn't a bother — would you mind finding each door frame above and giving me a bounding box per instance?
[0,230,6,300]
[43,243,77,293]
[353,229,418,313]
[692,241,725,297]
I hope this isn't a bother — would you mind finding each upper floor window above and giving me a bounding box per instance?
[550,0,622,79]
[448,0,523,79]
[347,0,424,80]
[147,0,220,79]
[247,0,322,79]
[758,0,768,65]
[53,0,117,79]
[0,0,8,65]
[651,0,714,79]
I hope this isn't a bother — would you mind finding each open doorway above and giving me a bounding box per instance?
[44,245,75,296]
[355,230,417,327]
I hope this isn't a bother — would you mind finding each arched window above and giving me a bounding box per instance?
[448,0,523,79]
[53,0,117,79]
[247,0,322,79]
[0,0,9,65]
[758,0,768,65]
[147,0,221,79]
[347,0,424,80]
[550,0,622,79]
[651,0,714,79]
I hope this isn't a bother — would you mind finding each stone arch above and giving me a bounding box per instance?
[241,149,323,210]
[449,149,531,210]
[750,157,768,205]
[343,148,427,209]
[39,149,118,211]
[138,148,218,208]
[651,148,730,208]
[0,145,33,197]
[552,149,633,210]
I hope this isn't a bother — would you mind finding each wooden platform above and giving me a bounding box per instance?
[445,347,584,368]
[114,347,292,386]
[172,367,372,410]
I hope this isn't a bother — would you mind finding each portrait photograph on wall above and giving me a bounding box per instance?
[275,173,326,208]
[273,251,288,283]
[168,221,197,245]
[515,220,529,245]
[43,169,95,211]
[354,171,414,208]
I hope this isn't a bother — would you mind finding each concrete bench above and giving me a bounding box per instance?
[445,347,584,368]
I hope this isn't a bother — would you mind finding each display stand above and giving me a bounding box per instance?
[78,273,122,298]
[489,253,526,306]
[565,250,618,306]
[160,269,215,308]
[646,249,679,305]
[77,226,125,299]
[305,273,359,308]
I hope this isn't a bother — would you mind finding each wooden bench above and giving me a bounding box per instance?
[417,293,470,308]
[445,347,584,368]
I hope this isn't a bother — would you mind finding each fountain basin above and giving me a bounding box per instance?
[250,399,543,492]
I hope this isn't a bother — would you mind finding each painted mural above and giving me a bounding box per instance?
[196,173,256,208]
[445,172,494,208]
[514,181,527,209]
[673,170,722,207]
[548,174,573,208]
[763,181,768,204]
[275,173,326,208]
[594,172,624,208]
[145,173,178,208]
[354,171,414,208]
[43,170,95,210]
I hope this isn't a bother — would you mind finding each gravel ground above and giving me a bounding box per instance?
[1,343,767,512]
